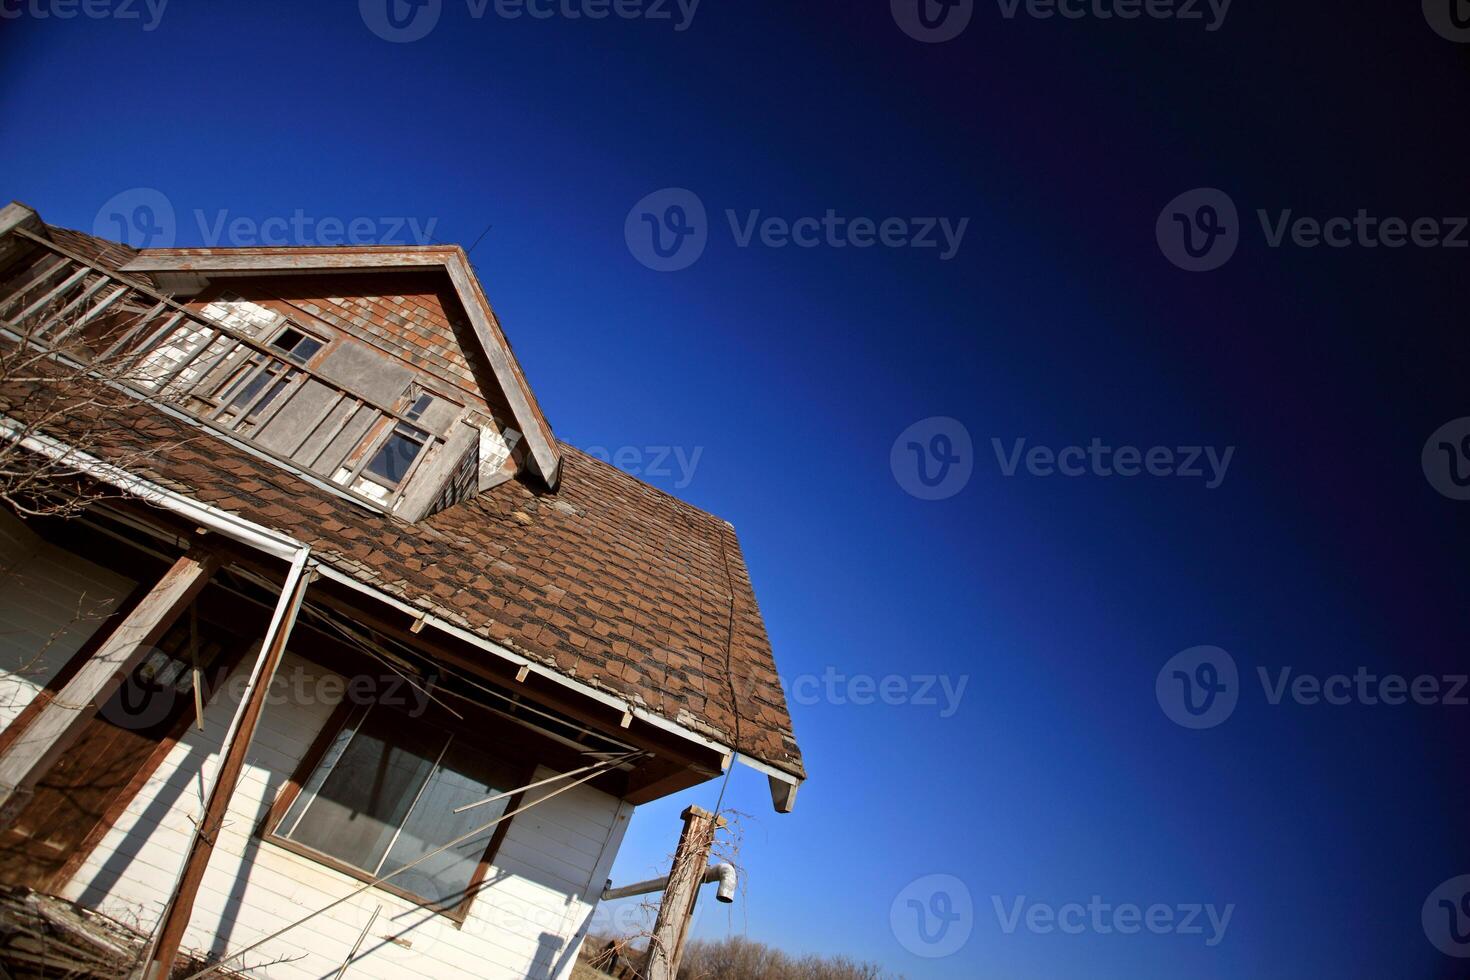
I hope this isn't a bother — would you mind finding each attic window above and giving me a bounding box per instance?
[270,327,324,365]
[223,363,290,419]
[363,424,430,488]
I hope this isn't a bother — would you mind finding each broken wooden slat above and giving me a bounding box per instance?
[33,273,112,341]
[8,264,90,329]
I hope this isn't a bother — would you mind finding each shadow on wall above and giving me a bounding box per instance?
[74,738,209,913]
[72,687,605,979]
[533,929,568,978]
[73,730,297,959]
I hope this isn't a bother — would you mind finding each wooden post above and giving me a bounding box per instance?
[644,806,726,980]
[140,550,311,980]
[0,547,221,828]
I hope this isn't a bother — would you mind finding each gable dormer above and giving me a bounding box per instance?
[0,211,559,522]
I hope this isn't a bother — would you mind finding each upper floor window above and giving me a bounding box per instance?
[404,392,433,421]
[270,327,324,365]
[363,422,430,488]
[332,384,444,503]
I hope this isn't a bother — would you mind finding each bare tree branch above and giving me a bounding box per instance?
[0,278,200,520]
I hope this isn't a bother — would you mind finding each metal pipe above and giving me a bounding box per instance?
[602,862,736,905]
[333,905,380,979]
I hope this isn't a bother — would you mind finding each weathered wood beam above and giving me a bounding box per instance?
[0,547,221,828]
[0,201,46,276]
[623,756,717,806]
[441,253,561,486]
[140,549,312,980]
[0,202,44,241]
[768,774,799,814]
[120,250,455,272]
[644,806,726,980]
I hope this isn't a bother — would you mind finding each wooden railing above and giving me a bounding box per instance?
[0,230,449,512]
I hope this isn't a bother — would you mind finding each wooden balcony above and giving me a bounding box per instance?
[0,229,468,514]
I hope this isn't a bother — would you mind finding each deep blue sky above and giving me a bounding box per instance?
[3,1,1469,976]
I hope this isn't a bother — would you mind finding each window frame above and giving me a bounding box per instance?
[258,698,533,923]
[360,422,432,490]
[332,381,452,501]
[266,325,327,366]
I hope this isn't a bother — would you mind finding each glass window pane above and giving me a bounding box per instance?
[251,376,291,416]
[380,738,514,906]
[364,428,426,486]
[279,710,361,837]
[282,708,449,875]
[286,336,323,364]
[269,328,323,365]
[226,365,289,419]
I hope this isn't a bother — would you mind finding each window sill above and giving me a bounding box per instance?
[257,833,477,927]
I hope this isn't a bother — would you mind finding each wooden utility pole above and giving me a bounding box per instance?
[0,547,221,829]
[139,550,311,980]
[644,806,726,980]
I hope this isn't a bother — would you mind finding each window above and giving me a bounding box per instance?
[363,423,429,487]
[270,327,324,365]
[269,704,521,912]
[358,386,435,489]
[331,383,448,503]
[404,392,434,421]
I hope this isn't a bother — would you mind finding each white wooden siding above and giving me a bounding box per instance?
[63,652,634,979]
[0,511,136,730]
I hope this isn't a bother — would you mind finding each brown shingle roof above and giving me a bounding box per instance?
[23,225,805,780]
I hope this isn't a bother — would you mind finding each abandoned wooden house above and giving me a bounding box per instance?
[0,201,805,978]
